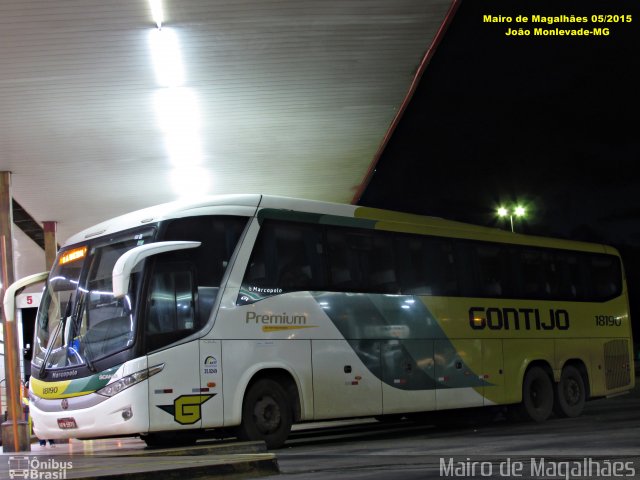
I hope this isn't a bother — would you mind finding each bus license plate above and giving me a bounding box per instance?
[57,418,78,429]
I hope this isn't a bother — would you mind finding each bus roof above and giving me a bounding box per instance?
[63,194,614,255]
[64,194,262,246]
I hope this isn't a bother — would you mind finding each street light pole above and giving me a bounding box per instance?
[497,205,526,233]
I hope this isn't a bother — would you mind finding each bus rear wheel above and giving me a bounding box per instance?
[554,365,586,418]
[521,366,553,422]
[237,378,292,449]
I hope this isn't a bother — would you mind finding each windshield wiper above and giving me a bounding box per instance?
[82,340,97,372]
[39,293,73,378]
[67,290,96,372]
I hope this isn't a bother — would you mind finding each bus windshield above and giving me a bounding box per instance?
[33,228,155,373]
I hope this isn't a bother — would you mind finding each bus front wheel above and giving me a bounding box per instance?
[521,366,553,422]
[553,365,586,418]
[237,378,292,449]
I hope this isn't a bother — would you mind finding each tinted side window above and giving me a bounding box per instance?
[552,251,586,300]
[472,243,512,297]
[243,220,326,293]
[162,216,247,286]
[396,235,458,295]
[238,217,624,305]
[588,255,622,300]
[327,227,399,293]
[147,262,196,352]
[145,215,247,352]
[516,249,555,299]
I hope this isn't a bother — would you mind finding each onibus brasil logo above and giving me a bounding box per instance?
[8,456,72,479]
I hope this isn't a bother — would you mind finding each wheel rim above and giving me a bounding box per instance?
[253,395,281,434]
[530,379,545,409]
[564,378,581,406]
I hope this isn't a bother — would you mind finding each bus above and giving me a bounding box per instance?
[9,194,634,449]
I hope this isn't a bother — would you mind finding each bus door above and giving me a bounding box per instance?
[434,339,484,409]
[312,339,382,419]
[145,263,204,432]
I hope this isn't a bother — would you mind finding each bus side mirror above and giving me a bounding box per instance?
[112,241,201,298]
[2,271,49,323]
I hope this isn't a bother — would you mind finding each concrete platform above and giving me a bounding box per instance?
[0,438,279,479]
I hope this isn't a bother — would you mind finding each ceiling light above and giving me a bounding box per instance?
[164,132,204,166]
[154,87,201,133]
[149,0,164,29]
[153,88,204,166]
[170,167,212,198]
[148,28,184,87]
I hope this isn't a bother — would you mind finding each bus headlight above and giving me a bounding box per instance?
[96,364,164,398]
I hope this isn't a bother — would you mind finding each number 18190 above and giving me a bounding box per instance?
[595,315,621,327]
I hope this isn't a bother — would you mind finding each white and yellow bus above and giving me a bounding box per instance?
[10,195,634,448]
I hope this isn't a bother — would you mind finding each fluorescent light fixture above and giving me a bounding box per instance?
[164,132,204,166]
[154,88,204,166]
[146,7,209,197]
[170,167,212,198]
[154,87,201,133]
[149,0,164,29]
[148,28,184,87]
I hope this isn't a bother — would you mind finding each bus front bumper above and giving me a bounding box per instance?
[29,382,148,439]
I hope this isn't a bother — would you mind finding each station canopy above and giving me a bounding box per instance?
[0,0,455,279]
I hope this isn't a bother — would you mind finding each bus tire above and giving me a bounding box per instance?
[553,365,586,418]
[521,366,553,422]
[237,378,292,449]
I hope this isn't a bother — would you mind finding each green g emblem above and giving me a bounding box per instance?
[158,394,215,425]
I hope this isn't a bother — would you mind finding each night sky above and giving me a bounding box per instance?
[359,0,640,334]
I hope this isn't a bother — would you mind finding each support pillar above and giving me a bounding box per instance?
[43,221,58,271]
[0,172,15,284]
[0,171,30,452]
